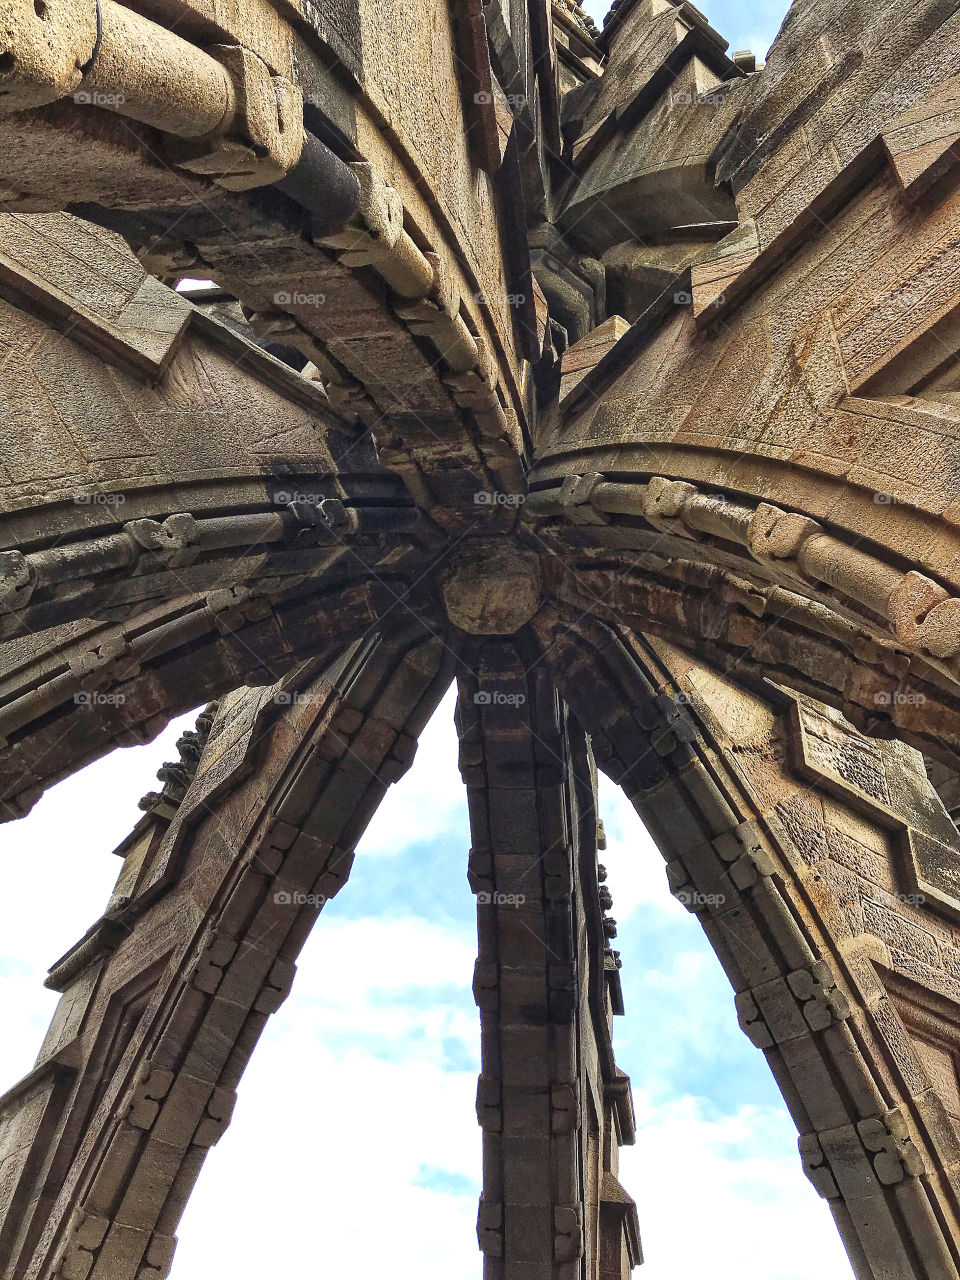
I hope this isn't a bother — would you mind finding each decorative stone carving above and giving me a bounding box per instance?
[442,544,542,635]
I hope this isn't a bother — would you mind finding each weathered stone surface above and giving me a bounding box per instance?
[2,1,960,1278]
[442,545,542,635]
[458,646,639,1278]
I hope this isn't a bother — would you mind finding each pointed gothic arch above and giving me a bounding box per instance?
[2,0,960,1277]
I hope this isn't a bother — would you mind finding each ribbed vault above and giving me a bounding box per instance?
[2,1,960,1277]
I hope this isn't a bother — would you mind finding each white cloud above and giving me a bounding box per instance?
[622,1094,852,1279]
[177,1047,482,1279]
[173,923,854,1280]
[174,913,483,1279]
[360,687,467,857]
[598,774,681,919]
[0,711,197,1082]
[293,916,476,1000]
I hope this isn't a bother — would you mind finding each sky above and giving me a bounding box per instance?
[580,0,791,59]
[0,1,856,1275]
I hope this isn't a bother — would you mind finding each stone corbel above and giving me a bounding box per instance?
[477,1200,504,1257]
[736,961,851,1049]
[888,571,960,659]
[55,1209,176,1280]
[554,1205,584,1263]
[641,477,702,537]
[55,1210,111,1280]
[800,1107,926,1202]
[0,1,304,191]
[166,44,304,191]
[0,548,35,613]
[393,252,480,372]
[475,1074,502,1133]
[0,0,98,112]
[317,162,435,300]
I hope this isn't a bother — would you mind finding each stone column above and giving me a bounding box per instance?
[458,638,640,1280]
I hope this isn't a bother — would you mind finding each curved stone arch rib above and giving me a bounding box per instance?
[0,576,403,822]
[0,623,457,1280]
[530,606,960,1280]
[528,437,960,681]
[0,212,432,642]
[0,495,420,643]
[535,550,960,765]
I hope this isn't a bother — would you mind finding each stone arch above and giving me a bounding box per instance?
[531,608,960,1279]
